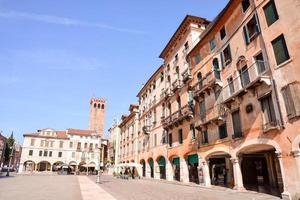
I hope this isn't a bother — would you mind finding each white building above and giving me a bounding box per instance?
[19,128,106,173]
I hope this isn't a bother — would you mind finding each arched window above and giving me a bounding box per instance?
[175,66,180,79]
[94,103,97,108]
[213,58,221,80]
[101,104,105,109]
[98,104,101,109]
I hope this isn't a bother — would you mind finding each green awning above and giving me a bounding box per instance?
[188,154,198,165]
[149,160,154,168]
[158,157,166,166]
[172,157,180,166]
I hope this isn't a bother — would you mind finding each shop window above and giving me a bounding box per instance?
[271,34,290,65]
[242,0,250,12]
[281,82,300,120]
[263,0,279,26]
[243,14,260,45]
[178,129,183,144]
[220,26,226,40]
[221,45,232,67]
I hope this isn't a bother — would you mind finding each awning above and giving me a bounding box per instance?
[158,157,166,166]
[188,154,198,165]
[172,157,180,166]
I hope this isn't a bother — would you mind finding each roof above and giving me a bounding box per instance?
[66,128,96,136]
[137,64,164,97]
[187,0,234,57]
[159,15,210,59]
[23,131,69,140]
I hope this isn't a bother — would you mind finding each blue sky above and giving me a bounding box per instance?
[0,0,228,143]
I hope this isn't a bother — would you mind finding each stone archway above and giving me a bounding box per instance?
[147,158,154,178]
[23,160,36,172]
[37,161,51,172]
[156,156,166,180]
[52,161,64,172]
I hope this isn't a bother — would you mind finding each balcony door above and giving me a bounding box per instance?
[232,110,243,138]
[213,58,221,80]
[239,65,250,87]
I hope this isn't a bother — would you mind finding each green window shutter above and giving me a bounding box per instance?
[158,157,166,166]
[173,157,180,166]
[243,26,250,45]
[272,35,290,65]
[188,154,198,165]
[264,0,279,27]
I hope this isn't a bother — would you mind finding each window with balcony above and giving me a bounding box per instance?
[29,150,33,156]
[178,129,183,144]
[243,14,260,45]
[202,131,208,144]
[255,52,266,73]
[239,65,250,87]
[232,110,243,138]
[209,38,216,52]
[220,26,226,40]
[263,0,279,27]
[168,133,172,147]
[281,82,300,120]
[271,34,290,65]
[228,77,234,95]
[221,45,232,67]
[242,0,250,12]
[218,123,228,139]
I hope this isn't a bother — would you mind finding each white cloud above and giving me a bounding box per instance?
[0,10,146,34]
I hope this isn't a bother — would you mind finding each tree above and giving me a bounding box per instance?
[4,132,15,164]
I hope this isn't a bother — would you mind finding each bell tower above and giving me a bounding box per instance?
[89,97,106,136]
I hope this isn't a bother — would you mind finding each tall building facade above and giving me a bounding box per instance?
[109,1,300,199]
[89,97,106,137]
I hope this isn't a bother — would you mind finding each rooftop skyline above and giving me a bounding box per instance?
[0,0,228,143]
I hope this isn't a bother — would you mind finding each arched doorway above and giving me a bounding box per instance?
[52,161,64,172]
[78,161,86,172]
[157,156,166,179]
[140,159,146,177]
[206,152,233,188]
[171,157,180,181]
[213,58,221,80]
[23,160,36,172]
[187,154,199,184]
[148,158,154,178]
[237,144,283,197]
[37,161,51,172]
[69,161,77,174]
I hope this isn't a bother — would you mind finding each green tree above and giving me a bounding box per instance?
[4,132,15,163]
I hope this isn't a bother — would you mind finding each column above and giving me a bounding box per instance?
[166,159,174,181]
[225,158,233,187]
[230,157,245,191]
[202,160,211,187]
[154,161,160,179]
[276,152,291,200]
[292,150,300,196]
[180,157,189,183]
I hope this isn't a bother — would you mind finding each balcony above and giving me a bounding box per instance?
[195,104,226,129]
[142,125,151,135]
[182,68,192,83]
[222,61,271,104]
[162,104,194,130]
[193,71,222,99]
[160,88,173,100]
[172,79,182,92]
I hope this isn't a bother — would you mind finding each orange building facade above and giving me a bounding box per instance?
[111,1,300,199]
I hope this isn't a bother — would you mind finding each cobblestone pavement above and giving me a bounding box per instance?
[0,173,82,200]
[89,175,281,200]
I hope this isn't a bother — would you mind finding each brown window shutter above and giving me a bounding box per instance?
[290,82,300,117]
[282,84,296,119]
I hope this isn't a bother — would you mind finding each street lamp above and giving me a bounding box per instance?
[96,137,103,184]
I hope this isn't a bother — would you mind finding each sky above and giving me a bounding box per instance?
[0,0,228,143]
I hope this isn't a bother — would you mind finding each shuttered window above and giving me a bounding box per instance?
[202,131,208,144]
[178,129,183,144]
[221,44,232,67]
[281,82,300,119]
[271,34,290,65]
[220,26,226,40]
[243,14,260,45]
[263,0,279,27]
[219,123,228,139]
[260,94,277,129]
[232,110,243,138]
[242,0,250,12]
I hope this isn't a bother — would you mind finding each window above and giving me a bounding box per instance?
[194,54,201,65]
[162,130,167,144]
[49,151,52,157]
[220,26,226,40]
[40,140,44,147]
[219,124,228,139]
[89,143,93,150]
[160,72,164,82]
[260,94,277,129]
[84,143,88,149]
[43,150,48,157]
[30,139,35,146]
[190,124,196,140]
[184,42,189,50]
[59,141,64,148]
[69,142,73,148]
[243,14,260,45]
[77,142,81,150]
[209,38,216,52]
[228,77,234,95]
[255,52,266,73]
[94,103,97,108]
[221,45,232,67]
[175,54,178,62]
[232,110,243,138]
[72,152,75,158]
[281,82,300,119]
[200,100,206,120]
[271,34,290,65]
[29,150,33,156]
[39,150,42,157]
[58,152,62,157]
[168,133,172,147]
[102,104,105,109]
[242,0,250,12]
[98,104,101,109]
[263,0,279,26]
[202,131,208,144]
[178,129,183,144]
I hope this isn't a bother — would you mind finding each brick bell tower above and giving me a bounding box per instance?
[89,97,106,137]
